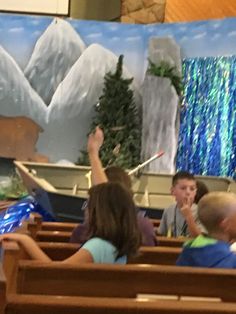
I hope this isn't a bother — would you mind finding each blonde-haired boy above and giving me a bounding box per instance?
[176,192,236,268]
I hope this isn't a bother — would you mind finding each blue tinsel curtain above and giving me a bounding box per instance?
[176,56,236,179]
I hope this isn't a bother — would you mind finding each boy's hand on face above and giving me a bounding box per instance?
[87,126,104,155]
[180,196,194,219]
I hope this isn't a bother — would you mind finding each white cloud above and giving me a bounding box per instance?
[110,37,120,41]
[178,26,188,32]
[107,24,119,31]
[8,27,24,33]
[211,34,221,41]
[30,19,41,26]
[85,33,102,39]
[193,32,207,39]
[228,31,236,37]
[125,36,141,42]
[31,31,41,37]
[211,22,222,29]
[179,36,188,43]
[146,27,156,34]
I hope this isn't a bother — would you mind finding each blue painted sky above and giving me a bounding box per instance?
[0,13,236,83]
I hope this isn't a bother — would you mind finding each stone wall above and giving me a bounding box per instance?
[121,0,166,24]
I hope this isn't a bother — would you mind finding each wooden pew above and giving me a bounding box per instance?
[156,236,186,247]
[13,260,236,302]
[30,229,185,247]
[29,218,190,249]
[1,241,179,301]
[27,222,79,238]
[28,218,160,234]
[29,216,160,232]
[0,241,30,294]
[128,246,181,264]
[37,242,81,260]
[34,230,72,242]
[0,264,6,314]
[6,294,236,314]
[27,215,179,247]
[1,255,236,313]
[1,240,181,265]
[2,244,236,311]
[3,257,233,313]
[38,221,78,231]
[151,219,160,227]
[39,242,181,265]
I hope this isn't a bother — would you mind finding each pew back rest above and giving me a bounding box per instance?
[37,242,181,264]
[1,240,180,265]
[33,229,185,248]
[0,241,30,294]
[0,264,6,314]
[29,219,160,232]
[128,246,181,264]
[6,293,236,314]
[16,261,236,302]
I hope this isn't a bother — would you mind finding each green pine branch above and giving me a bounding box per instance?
[78,55,141,169]
[147,59,183,96]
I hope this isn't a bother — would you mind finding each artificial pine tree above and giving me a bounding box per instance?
[78,55,141,169]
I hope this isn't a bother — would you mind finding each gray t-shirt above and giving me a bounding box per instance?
[158,203,205,237]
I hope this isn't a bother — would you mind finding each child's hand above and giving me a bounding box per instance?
[180,196,193,219]
[87,126,104,155]
[0,233,23,243]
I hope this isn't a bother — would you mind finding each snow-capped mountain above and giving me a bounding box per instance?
[47,43,140,123]
[36,43,141,162]
[0,45,47,126]
[24,18,86,105]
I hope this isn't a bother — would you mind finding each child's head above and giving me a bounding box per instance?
[87,182,140,258]
[171,171,197,207]
[198,192,236,241]
[105,166,132,194]
[195,180,209,204]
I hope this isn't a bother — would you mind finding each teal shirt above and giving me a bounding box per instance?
[82,237,127,264]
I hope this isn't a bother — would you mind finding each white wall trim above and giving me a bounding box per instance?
[0,0,69,15]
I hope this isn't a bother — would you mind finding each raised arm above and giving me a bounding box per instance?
[87,126,108,185]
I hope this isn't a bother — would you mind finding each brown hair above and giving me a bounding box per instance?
[87,182,141,258]
[195,180,209,204]
[105,166,132,193]
[172,170,195,186]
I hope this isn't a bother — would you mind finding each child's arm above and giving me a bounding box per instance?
[0,233,94,264]
[61,248,94,264]
[181,197,201,237]
[0,233,51,262]
[87,126,108,185]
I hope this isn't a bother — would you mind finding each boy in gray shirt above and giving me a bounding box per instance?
[158,171,204,237]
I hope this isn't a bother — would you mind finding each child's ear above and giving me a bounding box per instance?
[170,186,174,196]
[219,217,229,232]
